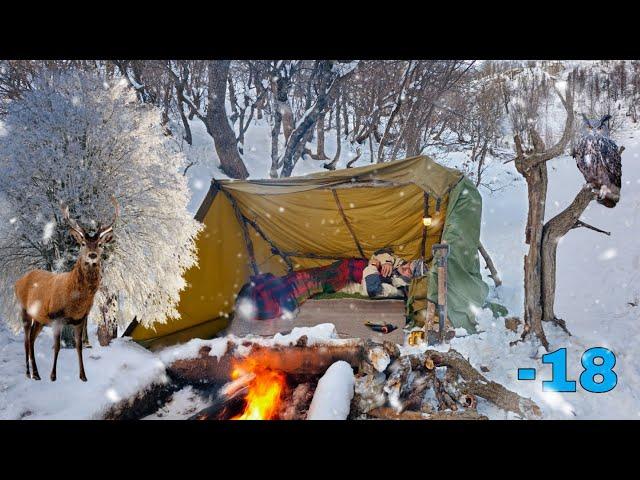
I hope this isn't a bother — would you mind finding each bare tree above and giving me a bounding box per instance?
[279,61,360,177]
[511,78,576,349]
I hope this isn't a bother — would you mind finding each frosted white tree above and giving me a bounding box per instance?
[0,71,202,338]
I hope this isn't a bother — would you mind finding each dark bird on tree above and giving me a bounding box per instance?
[572,114,622,208]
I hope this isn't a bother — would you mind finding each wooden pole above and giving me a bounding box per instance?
[331,189,366,258]
[242,215,294,272]
[420,192,430,259]
[432,244,450,342]
[221,190,259,276]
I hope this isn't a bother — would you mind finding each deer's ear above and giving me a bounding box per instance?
[70,229,84,244]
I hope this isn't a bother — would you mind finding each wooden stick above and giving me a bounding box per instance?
[242,215,295,271]
[420,192,429,258]
[367,407,488,420]
[408,349,542,419]
[221,190,259,276]
[332,189,366,258]
[572,219,610,236]
[478,241,502,287]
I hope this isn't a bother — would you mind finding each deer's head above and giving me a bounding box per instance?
[61,197,119,270]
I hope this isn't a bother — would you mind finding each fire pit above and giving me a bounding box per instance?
[189,360,319,421]
[159,327,542,421]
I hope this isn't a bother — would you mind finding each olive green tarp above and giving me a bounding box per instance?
[131,155,489,348]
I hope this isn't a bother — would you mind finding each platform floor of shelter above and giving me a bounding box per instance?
[224,298,406,344]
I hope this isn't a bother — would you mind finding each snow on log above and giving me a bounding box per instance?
[307,361,355,420]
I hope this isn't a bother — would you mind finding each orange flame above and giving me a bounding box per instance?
[230,358,286,420]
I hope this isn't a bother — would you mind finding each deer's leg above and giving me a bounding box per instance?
[74,318,87,382]
[29,321,44,380]
[21,309,30,378]
[50,321,62,382]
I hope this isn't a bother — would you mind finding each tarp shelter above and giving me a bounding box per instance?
[131,156,489,349]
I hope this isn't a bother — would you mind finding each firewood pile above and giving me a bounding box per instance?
[353,341,542,420]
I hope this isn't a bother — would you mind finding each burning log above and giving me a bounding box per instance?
[167,338,365,385]
[278,383,315,420]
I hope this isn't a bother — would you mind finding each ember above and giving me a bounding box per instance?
[230,358,286,420]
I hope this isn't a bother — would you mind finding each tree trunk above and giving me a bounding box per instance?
[324,99,342,170]
[541,185,595,327]
[521,163,550,349]
[205,60,249,179]
[280,61,336,177]
[270,108,282,178]
[314,111,328,160]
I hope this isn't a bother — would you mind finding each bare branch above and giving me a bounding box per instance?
[572,219,611,236]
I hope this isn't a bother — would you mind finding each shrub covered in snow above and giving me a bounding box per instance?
[0,71,202,330]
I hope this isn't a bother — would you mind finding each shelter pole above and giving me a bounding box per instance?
[220,189,259,276]
[432,243,450,343]
[280,251,350,261]
[331,189,366,259]
[242,215,295,272]
[420,192,430,259]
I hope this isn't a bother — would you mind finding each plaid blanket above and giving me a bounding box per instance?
[236,258,368,320]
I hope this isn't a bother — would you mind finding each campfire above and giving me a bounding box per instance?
[229,358,286,420]
[169,332,542,421]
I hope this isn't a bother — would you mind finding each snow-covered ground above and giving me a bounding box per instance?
[0,322,168,419]
[462,125,640,419]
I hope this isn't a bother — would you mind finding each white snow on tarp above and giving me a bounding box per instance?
[307,361,355,420]
[0,323,167,420]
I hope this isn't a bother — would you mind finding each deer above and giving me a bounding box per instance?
[14,198,119,382]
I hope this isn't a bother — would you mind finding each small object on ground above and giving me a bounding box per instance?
[408,329,425,346]
[504,317,521,333]
[364,321,397,334]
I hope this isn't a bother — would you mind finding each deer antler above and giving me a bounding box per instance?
[60,202,85,238]
[98,196,120,238]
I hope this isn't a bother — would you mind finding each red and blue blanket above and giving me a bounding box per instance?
[236,258,368,320]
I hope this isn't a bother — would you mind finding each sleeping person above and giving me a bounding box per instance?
[339,248,426,299]
[234,249,426,321]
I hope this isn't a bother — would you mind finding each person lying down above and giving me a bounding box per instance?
[234,249,426,322]
[341,248,426,299]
